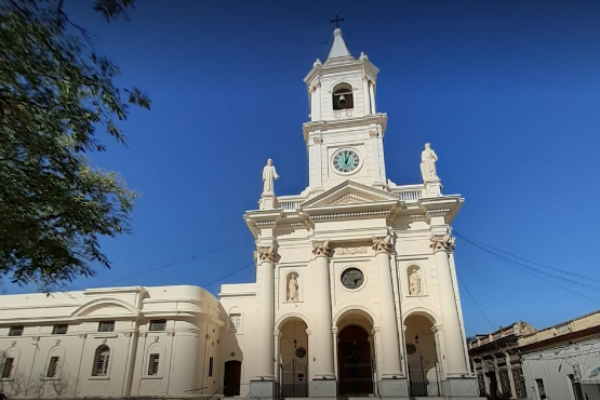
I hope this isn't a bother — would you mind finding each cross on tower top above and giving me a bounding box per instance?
[329,14,345,28]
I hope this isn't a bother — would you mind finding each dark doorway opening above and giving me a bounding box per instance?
[337,325,374,397]
[224,360,241,397]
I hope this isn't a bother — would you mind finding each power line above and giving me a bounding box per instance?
[202,261,254,288]
[458,275,497,330]
[454,232,600,302]
[455,230,600,284]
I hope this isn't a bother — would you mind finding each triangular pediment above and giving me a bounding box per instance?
[301,181,399,209]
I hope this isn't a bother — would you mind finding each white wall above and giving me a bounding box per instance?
[522,337,600,400]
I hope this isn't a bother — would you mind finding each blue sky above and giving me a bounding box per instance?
[11,0,600,336]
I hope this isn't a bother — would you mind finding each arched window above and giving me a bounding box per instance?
[91,345,110,376]
[332,83,354,110]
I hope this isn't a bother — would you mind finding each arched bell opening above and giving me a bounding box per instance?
[404,313,442,397]
[279,318,309,398]
[332,83,354,110]
[336,309,375,397]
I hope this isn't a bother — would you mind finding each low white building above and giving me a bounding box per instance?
[0,286,225,399]
[520,310,600,400]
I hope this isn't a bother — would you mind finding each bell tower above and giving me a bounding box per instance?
[303,27,388,195]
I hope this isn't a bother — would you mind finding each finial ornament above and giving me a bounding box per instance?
[330,14,345,28]
[430,233,456,253]
[313,58,322,67]
[262,158,279,196]
[420,143,439,182]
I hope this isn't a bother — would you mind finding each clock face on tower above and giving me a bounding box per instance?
[332,148,360,174]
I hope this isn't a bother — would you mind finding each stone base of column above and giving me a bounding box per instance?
[248,379,278,400]
[308,378,337,398]
[377,377,410,398]
[441,377,485,399]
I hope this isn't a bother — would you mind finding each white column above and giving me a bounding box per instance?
[362,76,371,115]
[254,245,276,379]
[313,241,335,378]
[369,80,376,114]
[373,236,403,377]
[431,235,470,376]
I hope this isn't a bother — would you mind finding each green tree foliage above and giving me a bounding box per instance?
[0,0,151,291]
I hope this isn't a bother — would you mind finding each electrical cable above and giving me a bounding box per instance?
[457,275,497,330]
[202,261,254,288]
[454,230,600,284]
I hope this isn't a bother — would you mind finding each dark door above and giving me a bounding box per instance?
[337,326,374,397]
[224,360,241,396]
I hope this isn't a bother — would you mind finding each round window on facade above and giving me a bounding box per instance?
[406,343,417,355]
[341,267,364,290]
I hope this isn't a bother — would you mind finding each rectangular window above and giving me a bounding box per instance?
[98,321,115,332]
[535,378,547,399]
[208,357,214,377]
[229,314,241,333]
[47,356,59,378]
[149,320,166,332]
[568,374,584,400]
[148,354,160,376]
[52,324,68,335]
[1,357,14,378]
[8,326,24,336]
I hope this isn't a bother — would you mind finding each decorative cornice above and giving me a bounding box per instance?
[313,136,323,144]
[369,130,379,138]
[311,240,331,257]
[426,208,451,217]
[311,210,389,222]
[430,233,455,253]
[372,235,393,254]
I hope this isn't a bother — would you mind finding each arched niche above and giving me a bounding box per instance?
[285,271,301,303]
[332,82,354,110]
[407,265,425,296]
[145,342,165,377]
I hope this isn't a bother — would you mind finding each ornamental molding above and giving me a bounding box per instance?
[330,192,374,205]
[426,208,451,216]
[313,136,323,144]
[334,245,369,256]
[311,210,389,222]
[311,240,332,257]
[430,233,455,253]
[254,245,277,263]
[372,235,393,254]
[333,109,354,119]
[369,130,379,138]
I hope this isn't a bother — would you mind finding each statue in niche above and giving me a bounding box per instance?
[262,159,279,195]
[420,143,439,181]
[409,267,422,296]
[288,273,299,302]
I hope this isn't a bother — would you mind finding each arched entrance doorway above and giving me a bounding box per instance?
[404,313,442,397]
[223,360,241,396]
[279,318,309,398]
[336,310,375,398]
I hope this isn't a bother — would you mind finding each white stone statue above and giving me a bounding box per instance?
[409,268,422,296]
[420,143,439,181]
[262,159,279,195]
[288,273,299,302]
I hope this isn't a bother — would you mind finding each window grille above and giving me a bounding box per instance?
[47,356,59,378]
[98,321,115,332]
[149,320,166,331]
[91,345,110,376]
[1,357,14,378]
[52,324,68,334]
[148,354,160,375]
[9,326,24,336]
[512,367,527,399]
[229,314,241,333]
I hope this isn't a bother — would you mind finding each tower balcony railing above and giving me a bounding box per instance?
[275,184,424,212]
[389,184,424,201]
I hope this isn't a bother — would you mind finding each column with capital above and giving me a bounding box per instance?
[431,233,482,398]
[310,240,336,397]
[372,235,409,397]
[362,74,371,115]
[249,245,277,399]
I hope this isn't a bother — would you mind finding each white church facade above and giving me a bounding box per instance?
[0,28,482,400]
